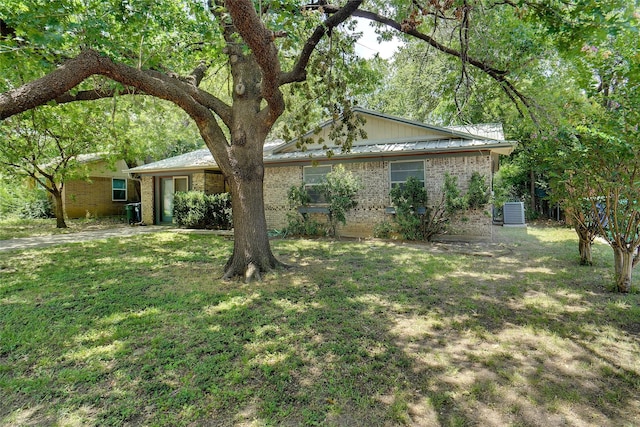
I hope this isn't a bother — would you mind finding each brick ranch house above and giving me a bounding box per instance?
[47,153,138,218]
[128,108,516,239]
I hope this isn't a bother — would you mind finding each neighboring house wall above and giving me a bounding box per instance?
[63,159,136,218]
[63,177,136,218]
[264,153,494,238]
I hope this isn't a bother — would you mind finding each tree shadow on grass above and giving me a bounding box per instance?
[0,227,639,426]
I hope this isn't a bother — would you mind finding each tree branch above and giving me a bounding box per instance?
[51,64,233,128]
[54,87,142,104]
[340,7,537,121]
[0,48,234,169]
[0,50,103,120]
[280,0,364,86]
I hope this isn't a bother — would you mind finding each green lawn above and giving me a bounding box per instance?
[0,226,639,426]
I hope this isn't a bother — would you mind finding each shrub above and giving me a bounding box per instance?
[173,191,232,229]
[285,165,360,238]
[444,173,465,214]
[284,185,327,237]
[390,175,465,241]
[389,176,430,240]
[373,221,393,238]
[0,180,52,219]
[287,184,311,209]
[318,165,360,237]
[283,212,326,237]
[18,195,53,219]
[466,172,490,209]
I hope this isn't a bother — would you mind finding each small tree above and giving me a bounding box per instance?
[555,127,640,292]
[571,201,601,266]
[285,165,360,238]
[390,175,465,241]
[284,184,324,237]
[390,177,429,240]
[466,172,491,210]
[0,106,104,228]
[319,165,360,237]
[443,173,466,214]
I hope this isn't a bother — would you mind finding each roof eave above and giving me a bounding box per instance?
[265,142,516,165]
[128,166,219,175]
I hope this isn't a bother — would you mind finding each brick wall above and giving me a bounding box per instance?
[64,177,135,218]
[339,161,389,237]
[204,172,225,194]
[140,176,155,224]
[264,154,494,239]
[192,172,225,194]
[264,166,302,229]
[191,172,204,192]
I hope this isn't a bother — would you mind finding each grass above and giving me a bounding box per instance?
[0,224,639,426]
[0,216,129,240]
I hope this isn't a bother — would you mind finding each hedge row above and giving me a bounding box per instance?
[173,191,232,230]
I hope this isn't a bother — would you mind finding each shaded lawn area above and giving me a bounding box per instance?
[0,226,639,426]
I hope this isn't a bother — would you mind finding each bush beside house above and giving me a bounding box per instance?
[173,191,232,230]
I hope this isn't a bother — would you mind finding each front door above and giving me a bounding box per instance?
[160,177,174,223]
[160,176,189,224]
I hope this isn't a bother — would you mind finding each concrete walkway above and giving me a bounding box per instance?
[0,226,169,252]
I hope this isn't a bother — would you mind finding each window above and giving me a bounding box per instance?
[390,160,425,189]
[303,165,332,203]
[174,176,189,193]
[112,178,127,201]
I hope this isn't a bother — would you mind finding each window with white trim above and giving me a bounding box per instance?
[303,165,332,203]
[390,160,425,189]
[112,178,127,201]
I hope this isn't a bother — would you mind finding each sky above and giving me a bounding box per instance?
[352,18,403,59]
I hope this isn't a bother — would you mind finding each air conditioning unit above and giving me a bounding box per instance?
[503,202,525,225]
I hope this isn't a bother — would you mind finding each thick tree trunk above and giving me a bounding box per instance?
[223,164,282,282]
[51,190,67,229]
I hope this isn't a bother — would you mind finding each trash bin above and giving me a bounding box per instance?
[124,204,134,224]
[125,203,141,224]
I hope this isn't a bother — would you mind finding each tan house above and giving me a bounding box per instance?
[62,154,137,218]
[128,108,516,239]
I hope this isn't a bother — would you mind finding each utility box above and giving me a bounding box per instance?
[503,202,525,226]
